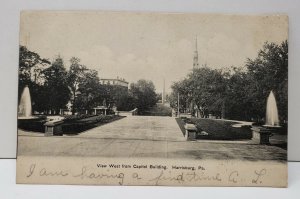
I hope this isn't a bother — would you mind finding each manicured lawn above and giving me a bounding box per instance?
[176,117,252,140]
[18,114,125,134]
[62,115,125,135]
[175,117,187,136]
[143,103,172,116]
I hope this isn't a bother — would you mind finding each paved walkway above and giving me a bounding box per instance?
[77,116,185,141]
[18,116,287,161]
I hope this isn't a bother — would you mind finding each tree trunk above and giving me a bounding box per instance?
[221,101,225,119]
[71,90,76,115]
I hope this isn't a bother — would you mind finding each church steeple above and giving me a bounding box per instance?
[193,36,199,69]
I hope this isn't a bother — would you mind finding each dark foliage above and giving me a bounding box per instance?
[170,41,288,123]
[62,115,124,134]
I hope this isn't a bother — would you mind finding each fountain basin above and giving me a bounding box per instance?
[251,125,286,145]
[263,125,285,134]
[263,124,281,128]
[18,115,47,132]
[251,126,272,145]
[44,120,64,136]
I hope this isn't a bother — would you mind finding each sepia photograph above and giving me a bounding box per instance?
[16,11,288,186]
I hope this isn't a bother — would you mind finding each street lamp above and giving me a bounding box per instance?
[177,92,180,117]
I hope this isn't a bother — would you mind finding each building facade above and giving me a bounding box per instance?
[100,77,129,88]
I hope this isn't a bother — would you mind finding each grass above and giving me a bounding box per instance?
[176,117,252,140]
[18,114,125,135]
[62,115,125,135]
[143,103,172,116]
[175,117,187,136]
[63,114,96,122]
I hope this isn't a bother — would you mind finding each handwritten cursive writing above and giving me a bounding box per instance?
[228,171,239,183]
[252,169,266,184]
[24,163,269,186]
[27,164,69,178]
[73,166,125,185]
[148,170,222,185]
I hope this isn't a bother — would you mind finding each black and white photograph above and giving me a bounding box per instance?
[16,11,288,187]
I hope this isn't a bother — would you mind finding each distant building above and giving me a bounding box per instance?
[100,77,129,88]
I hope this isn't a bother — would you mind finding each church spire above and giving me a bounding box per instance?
[193,36,199,69]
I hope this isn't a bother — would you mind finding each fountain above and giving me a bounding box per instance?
[18,85,33,119]
[251,91,281,145]
[18,85,46,132]
[265,91,280,127]
[18,85,64,136]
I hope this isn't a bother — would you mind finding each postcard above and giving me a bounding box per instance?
[17,11,288,187]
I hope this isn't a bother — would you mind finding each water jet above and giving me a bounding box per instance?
[251,91,281,145]
[18,85,33,119]
[18,85,46,132]
[264,91,280,127]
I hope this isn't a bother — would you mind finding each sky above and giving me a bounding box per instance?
[20,11,288,93]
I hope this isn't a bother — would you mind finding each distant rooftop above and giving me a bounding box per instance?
[100,76,128,83]
[100,77,129,87]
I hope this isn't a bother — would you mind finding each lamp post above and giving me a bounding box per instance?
[177,92,180,117]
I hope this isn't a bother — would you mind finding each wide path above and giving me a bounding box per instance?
[77,116,185,141]
[18,116,287,161]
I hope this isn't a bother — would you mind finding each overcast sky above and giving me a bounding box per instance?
[20,11,288,93]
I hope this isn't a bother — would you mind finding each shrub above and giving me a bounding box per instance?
[18,116,47,132]
[62,115,124,134]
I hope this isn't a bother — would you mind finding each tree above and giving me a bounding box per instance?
[169,78,193,113]
[115,92,136,111]
[223,67,253,120]
[42,56,70,114]
[105,85,129,109]
[19,45,50,85]
[67,57,88,114]
[190,67,227,117]
[74,69,104,111]
[245,40,288,122]
[18,46,51,113]
[129,79,157,113]
[170,67,226,118]
[170,40,288,123]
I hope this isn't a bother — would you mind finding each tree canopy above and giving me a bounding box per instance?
[42,56,70,113]
[18,45,159,115]
[245,40,288,121]
[170,40,288,123]
[128,79,157,113]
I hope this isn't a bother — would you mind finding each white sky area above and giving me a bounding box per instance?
[20,11,288,93]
